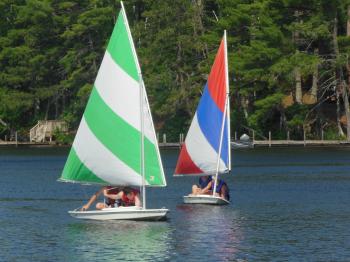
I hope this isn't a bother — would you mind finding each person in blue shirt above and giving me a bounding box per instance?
[191,175,213,195]
[211,178,230,201]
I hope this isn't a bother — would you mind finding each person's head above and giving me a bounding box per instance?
[123,187,135,199]
[106,186,119,193]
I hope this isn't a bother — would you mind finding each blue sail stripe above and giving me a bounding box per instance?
[196,83,229,166]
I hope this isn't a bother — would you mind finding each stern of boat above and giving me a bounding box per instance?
[183,195,229,205]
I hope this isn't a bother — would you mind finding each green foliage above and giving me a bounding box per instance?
[324,125,345,140]
[284,104,309,139]
[1,0,350,142]
[0,88,34,130]
[231,106,247,134]
[248,93,284,131]
[53,128,74,145]
[285,104,309,129]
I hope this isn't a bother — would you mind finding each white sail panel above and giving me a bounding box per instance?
[95,52,156,144]
[186,113,228,174]
[73,117,146,186]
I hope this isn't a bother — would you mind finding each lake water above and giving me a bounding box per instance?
[1,146,350,261]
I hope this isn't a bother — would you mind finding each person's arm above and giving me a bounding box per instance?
[104,191,123,200]
[200,180,213,194]
[81,188,103,211]
[220,184,228,199]
[134,193,141,207]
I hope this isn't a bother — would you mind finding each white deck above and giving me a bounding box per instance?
[183,194,230,205]
[69,206,168,221]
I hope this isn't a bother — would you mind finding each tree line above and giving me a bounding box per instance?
[1,0,350,141]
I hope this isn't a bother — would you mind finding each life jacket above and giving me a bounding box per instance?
[104,186,120,207]
[211,179,230,200]
[121,189,139,206]
[199,176,212,189]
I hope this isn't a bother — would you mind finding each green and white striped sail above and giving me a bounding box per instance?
[60,7,166,187]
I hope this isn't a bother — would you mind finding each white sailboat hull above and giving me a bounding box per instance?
[183,194,230,205]
[69,206,168,221]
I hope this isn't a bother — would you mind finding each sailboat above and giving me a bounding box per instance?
[174,31,231,205]
[58,2,168,220]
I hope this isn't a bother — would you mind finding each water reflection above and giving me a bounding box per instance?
[175,204,244,261]
[65,221,173,261]
[4,147,350,261]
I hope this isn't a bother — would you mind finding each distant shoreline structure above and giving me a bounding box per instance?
[2,140,350,148]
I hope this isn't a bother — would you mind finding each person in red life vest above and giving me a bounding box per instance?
[81,186,121,211]
[190,176,213,196]
[104,187,142,207]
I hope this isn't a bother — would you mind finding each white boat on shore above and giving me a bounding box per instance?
[231,140,253,148]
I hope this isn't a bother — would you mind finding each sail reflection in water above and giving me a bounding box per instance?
[64,221,173,261]
[174,205,244,260]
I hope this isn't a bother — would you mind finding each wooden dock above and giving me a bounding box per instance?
[0,141,56,146]
[2,140,350,148]
[0,140,182,148]
[159,140,350,148]
[252,140,350,147]
[158,142,181,148]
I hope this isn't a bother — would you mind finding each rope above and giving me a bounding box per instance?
[82,186,89,200]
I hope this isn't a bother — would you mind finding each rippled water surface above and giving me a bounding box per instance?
[1,146,350,261]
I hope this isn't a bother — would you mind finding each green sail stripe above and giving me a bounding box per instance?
[107,11,139,82]
[84,87,164,186]
[61,147,107,184]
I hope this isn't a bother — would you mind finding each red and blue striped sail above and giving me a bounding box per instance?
[174,36,231,176]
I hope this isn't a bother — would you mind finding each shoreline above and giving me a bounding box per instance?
[2,140,350,148]
[252,140,350,147]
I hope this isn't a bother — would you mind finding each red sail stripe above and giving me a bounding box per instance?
[207,39,227,113]
[174,143,203,175]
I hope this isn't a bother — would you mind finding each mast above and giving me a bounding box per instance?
[213,30,229,195]
[225,30,231,171]
[120,1,146,209]
[140,76,146,209]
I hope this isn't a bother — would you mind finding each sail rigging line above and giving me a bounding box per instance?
[212,95,229,196]
[224,30,231,171]
[212,30,230,196]
[142,80,167,186]
[140,75,146,209]
[82,186,90,203]
[120,1,147,208]
[120,1,167,188]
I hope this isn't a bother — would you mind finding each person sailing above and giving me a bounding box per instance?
[211,178,230,201]
[104,187,141,207]
[81,186,121,211]
[190,176,213,195]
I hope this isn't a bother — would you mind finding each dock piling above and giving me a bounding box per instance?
[179,133,184,144]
